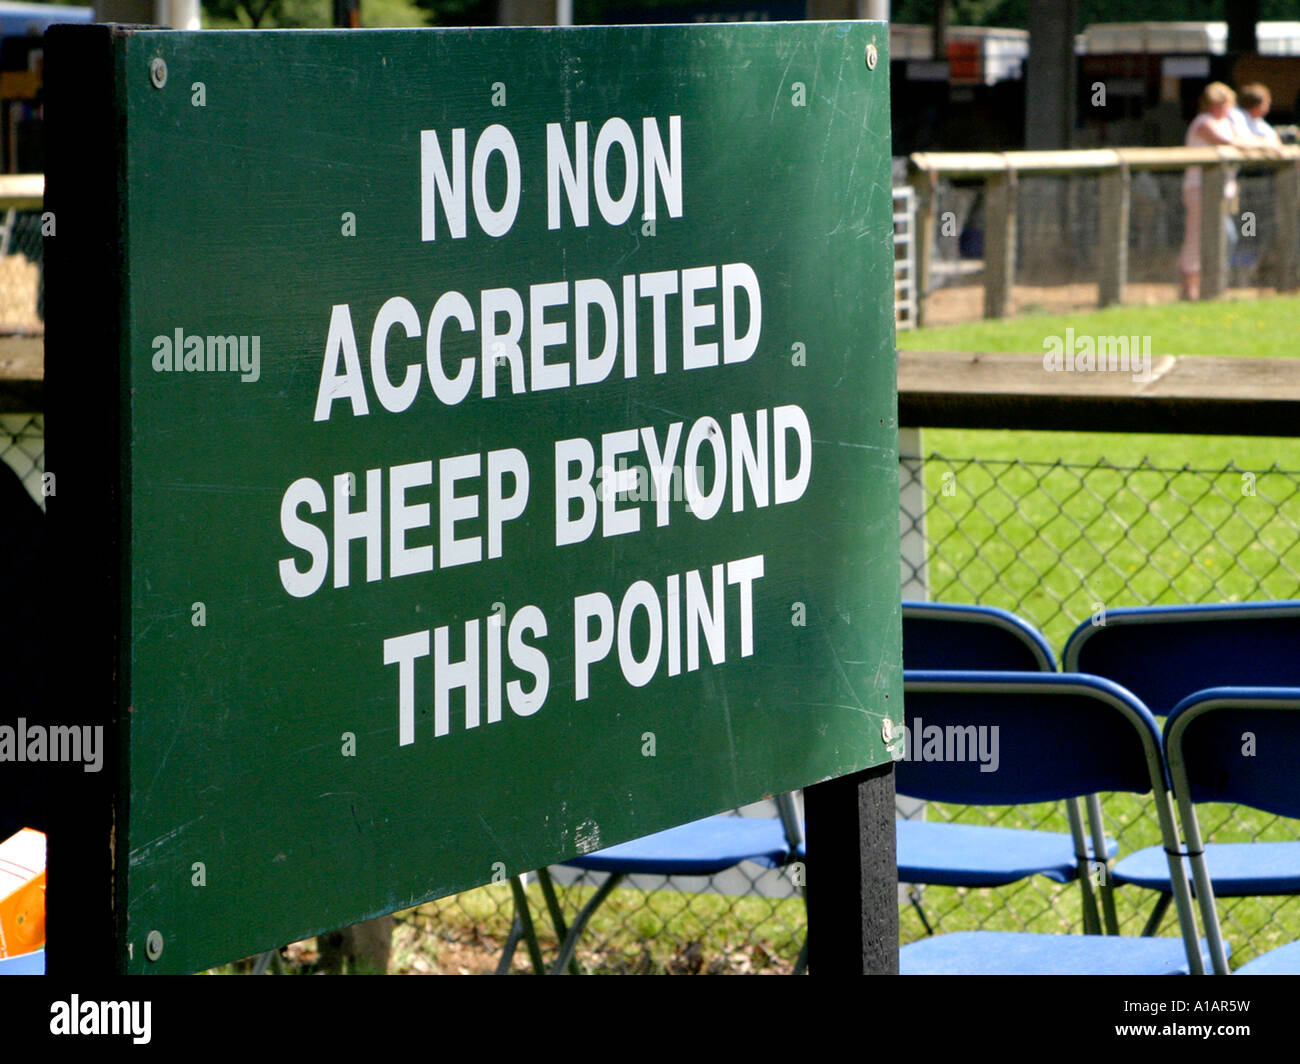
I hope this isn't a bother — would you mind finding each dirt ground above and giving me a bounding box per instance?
[0,255,40,335]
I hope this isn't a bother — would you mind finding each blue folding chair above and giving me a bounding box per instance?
[903,602,1057,673]
[1063,601,1300,717]
[899,671,1213,975]
[1064,600,1300,934]
[503,795,804,974]
[900,603,1117,935]
[1162,687,1300,975]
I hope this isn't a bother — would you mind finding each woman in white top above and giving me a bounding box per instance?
[1180,82,1264,301]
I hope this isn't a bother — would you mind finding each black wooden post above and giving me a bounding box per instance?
[803,761,899,974]
[44,24,126,975]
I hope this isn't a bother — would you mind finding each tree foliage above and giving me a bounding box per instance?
[204,0,287,28]
[893,1,1300,31]
[193,0,1300,33]
[408,0,497,25]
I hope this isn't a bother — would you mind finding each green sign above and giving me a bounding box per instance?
[48,21,899,973]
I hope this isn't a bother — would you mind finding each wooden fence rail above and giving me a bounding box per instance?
[909,146,1300,324]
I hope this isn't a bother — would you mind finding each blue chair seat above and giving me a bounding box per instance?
[564,814,793,876]
[1114,842,1300,896]
[0,947,43,974]
[1235,940,1300,975]
[898,820,1117,887]
[901,931,1222,976]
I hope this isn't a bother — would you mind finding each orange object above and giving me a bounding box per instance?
[0,70,41,101]
[947,40,981,85]
[0,828,45,957]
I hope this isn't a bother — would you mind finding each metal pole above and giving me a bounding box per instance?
[157,0,202,29]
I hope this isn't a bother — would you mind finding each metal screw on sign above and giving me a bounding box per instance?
[865,44,878,70]
[149,57,167,89]
[145,930,164,961]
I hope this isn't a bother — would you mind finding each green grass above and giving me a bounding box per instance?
[899,295,1300,360]
[900,297,1300,517]
[897,296,1300,968]
[203,0,430,29]
[900,295,1300,472]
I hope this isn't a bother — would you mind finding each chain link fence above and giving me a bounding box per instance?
[0,412,43,507]
[395,446,1300,972]
[407,798,808,974]
[897,449,1300,969]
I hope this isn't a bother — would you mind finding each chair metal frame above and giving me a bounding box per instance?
[899,670,1207,974]
[901,602,1116,935]
[1064,600,1300,936]
[1164,687,1300,975]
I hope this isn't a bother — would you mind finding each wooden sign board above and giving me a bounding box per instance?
[45,22,899,973]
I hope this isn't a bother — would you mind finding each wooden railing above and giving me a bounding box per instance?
[908,146,1300,324]
[0,174,43,210]
[898,349,1300,435]
[0,175,45,411]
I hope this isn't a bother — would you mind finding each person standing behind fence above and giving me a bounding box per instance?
[1231,83,1282,145]
[1227,84,1282,285]
[1180,83,1266,301]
